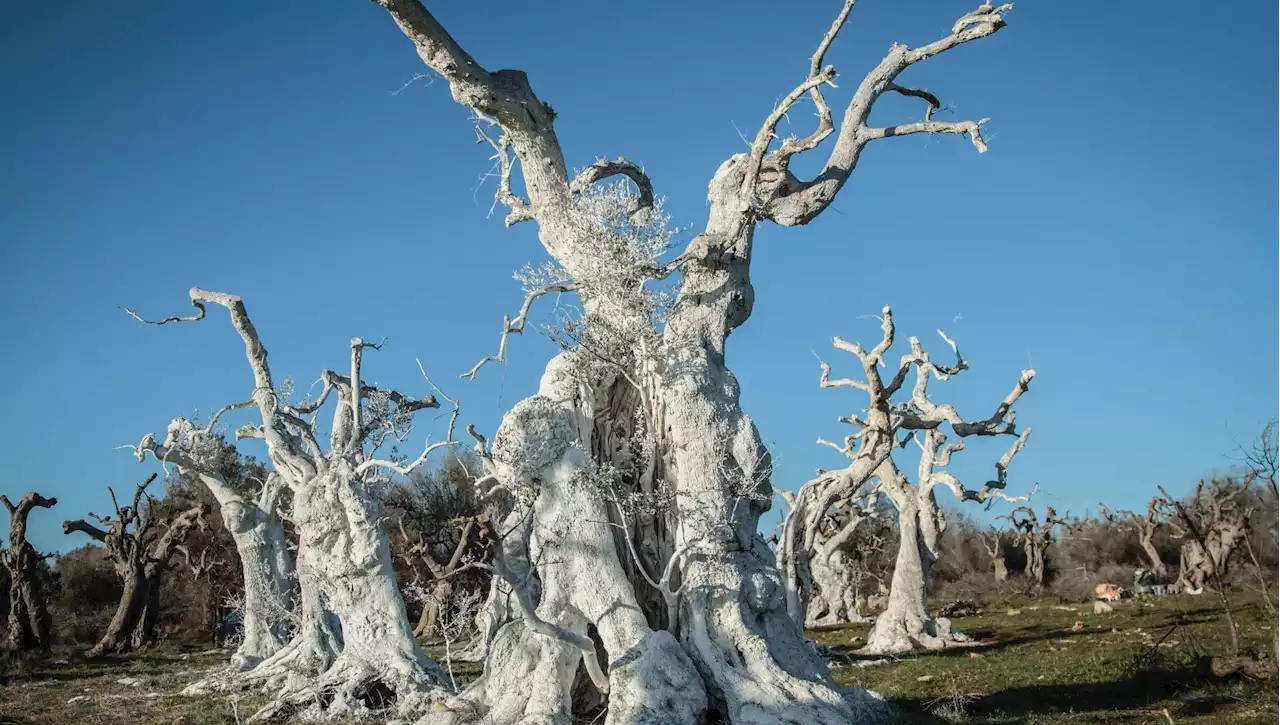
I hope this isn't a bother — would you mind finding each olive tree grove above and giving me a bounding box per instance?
[2,492,57,652]
[359,1,1018,720]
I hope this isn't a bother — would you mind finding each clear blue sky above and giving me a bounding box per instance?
[2,1,1275,555]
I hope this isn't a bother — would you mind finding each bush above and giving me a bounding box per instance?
[48,545,120,645]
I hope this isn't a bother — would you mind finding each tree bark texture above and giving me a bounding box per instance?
[2,493,58,652]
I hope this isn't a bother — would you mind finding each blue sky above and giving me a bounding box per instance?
[2,1,1275,555]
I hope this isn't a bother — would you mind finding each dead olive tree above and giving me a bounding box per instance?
[778,489,888,626]
[1003,506,1067,590]
[62,474,207,656]
[1158,479,1252,593]
[1100,499,1169,581]
[787,307,1033,655]
[126,288,458,718]
[369,1,1017,721]
[980,530,1009,583]
[129,422,295,672]
[2,492,57,652]
[776,470,884,629]
[396,513,496,639]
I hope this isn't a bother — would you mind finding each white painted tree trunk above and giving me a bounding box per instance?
[139,440,298,677]
[862,499,965,655]
[259,466,441,719]
[222,498,295,671]
[365,3,1016,719]
[653,159,885,724]
[806,550,867,627]
[454,576,516,662]
[421,355,706,725]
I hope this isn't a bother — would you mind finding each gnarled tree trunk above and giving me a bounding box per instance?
[424,355,708,725]
[127,289,457,719]
[1158,479,1251,594]
[863,496,961,653]
[2,492,58,652]
[982,532,1009,583]
[62,475,207,657]
[136,424,296,672]
[368,0,1016,719]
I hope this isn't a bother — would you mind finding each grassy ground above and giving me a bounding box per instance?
[819,593,1277,724]
[1,594,1274,724]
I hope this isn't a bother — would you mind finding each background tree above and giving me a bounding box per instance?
[1158,479,1252,593]
[790,307,1034,655]
[61,474,206,656]
[385,453,495,640]
[1004,506,1068,590]
[1100,499,1169,580]
[47,545,120,646]
[2,492,58,652]
[981,530,1010,583]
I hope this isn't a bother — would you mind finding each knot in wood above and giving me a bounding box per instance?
[492,396,576,482]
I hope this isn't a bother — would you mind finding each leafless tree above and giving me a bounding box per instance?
[786,306,1033,655]
[396,513,496,638]
[1003,506,1068,590]
[124,288,457,718]
[1231,423,1279,658]
[1100,498,1169,581]
[62,474,207,656]
[129,422,295,672]
[980,530,1009,583]
[2,492,58,652]
[1235,420,1278,499]
[1157,479,1252,594]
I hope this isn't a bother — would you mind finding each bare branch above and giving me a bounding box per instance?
[884,83,941,120]
[474,114,535,225]
[570,158,655,225]
[375,0,572,228]
[357,358,463,476]
[818,360,868,393]
[862,118,989,153]
[62,519,109,542]
[203,400,257,434]
[461,283,578,380]
[763,3,1012,226]
[120,302,206,326]
[741,0,854,203]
